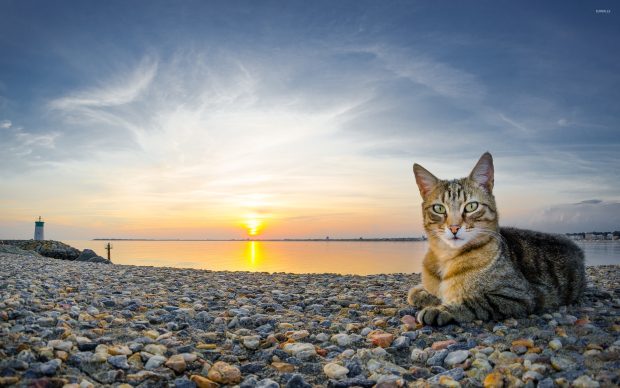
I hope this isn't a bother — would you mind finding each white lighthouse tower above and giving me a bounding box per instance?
[34,216,45,241]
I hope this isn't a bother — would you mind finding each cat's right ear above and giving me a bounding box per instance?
[413,164,439,199]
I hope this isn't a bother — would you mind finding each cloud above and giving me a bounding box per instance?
[522,200,620,233]
[0,120,11,129]
[49,58,157,110]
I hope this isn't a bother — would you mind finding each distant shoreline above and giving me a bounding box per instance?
[92,237,427,242]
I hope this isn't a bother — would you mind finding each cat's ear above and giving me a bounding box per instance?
[469,152,494,192]
[413,163,439,199]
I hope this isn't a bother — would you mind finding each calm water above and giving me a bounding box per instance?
[62,240,620,275]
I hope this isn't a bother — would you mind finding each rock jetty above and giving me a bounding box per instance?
[0,240,110,264]
[0,253,618,387]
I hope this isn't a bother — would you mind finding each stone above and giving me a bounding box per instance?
[288,330,310,340]
[392,336,410,349]
[108,355,130,369]
[284,374,311,388]
[512,338,534,348]
[242,335,261,350]
[190,375,219,388]
[144,355,167,370]
[432,340,456,350]
[128,353,143,369]
[549,339,562,350]
[207,361,242,384]
[108,345,132,356]
[40,359,62,376]
[283,343,317,360]
[444,350,469,367]
[331,333,352,347]
[272,361,295,373]
[483,372,504,388]
[165,354,187,373]
[144,344,167,355]
[324,363,349,379]
[427,349,448,366]
[572,375,600,388]
[367,330,394,348]
[48,340,73,352]
[551,356,576,371]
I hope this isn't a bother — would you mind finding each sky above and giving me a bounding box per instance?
[0,1,619,240]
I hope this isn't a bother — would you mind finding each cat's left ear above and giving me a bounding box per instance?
[469,152,494,192]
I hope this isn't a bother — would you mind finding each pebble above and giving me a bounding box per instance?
[0,253,617,387]
[549,338,563,350]
[144,355,167,370]
[426,349,448,366]
[283,343,316,360]
[323,362,349,379]
[190,375,219,388]
[207,361,242,384]
[108,355,130,369]
[551,356,576,371]
[444,350,469,367]
[331,333,352,346]
[165,354,187,373]
[242,335,261,350]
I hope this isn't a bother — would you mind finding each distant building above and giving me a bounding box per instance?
[34,216,44,241]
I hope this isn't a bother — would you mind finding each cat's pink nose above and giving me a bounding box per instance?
[449,225,461,235]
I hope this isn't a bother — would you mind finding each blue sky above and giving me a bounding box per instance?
[0,1,618,239]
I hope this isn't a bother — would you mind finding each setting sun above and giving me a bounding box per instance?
[244,216,263,236]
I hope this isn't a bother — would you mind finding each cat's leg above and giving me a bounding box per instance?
[417,291,534,326]
[407,264,441,308]
[407,285,441,308]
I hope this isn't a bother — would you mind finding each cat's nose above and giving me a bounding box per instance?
[449,225,461,235]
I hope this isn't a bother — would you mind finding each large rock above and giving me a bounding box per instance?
[0,240,80,260]
[76,249,111,264]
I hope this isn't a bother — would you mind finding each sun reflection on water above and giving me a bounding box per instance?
[245,241,263,268]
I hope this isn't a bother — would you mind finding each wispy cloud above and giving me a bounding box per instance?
[49,58,158,110]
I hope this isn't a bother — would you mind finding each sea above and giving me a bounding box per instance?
[61,240,620,276]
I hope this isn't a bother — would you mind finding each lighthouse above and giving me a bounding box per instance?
[34,216,45,241]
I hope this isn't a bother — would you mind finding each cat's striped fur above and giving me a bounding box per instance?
[408,152,586,326]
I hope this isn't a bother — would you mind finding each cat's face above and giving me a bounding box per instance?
[413,153,498,250]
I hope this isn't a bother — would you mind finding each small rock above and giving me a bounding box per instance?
[272,361,295,373]
[549,339,562,350]
[165,354,187,373]
[242,335,261,350]
[331,333,352,347]
[190,375,219,388]
[551,356,576,371]
[108,355,130,370]
[572,375,600,388]
[144,355,167,370]
[444,350,469,367]
[367,330,394,348]
[427,349,448,366]
[483,372,504,388]
[283,343,317,360]
[40,359,62,376]
[324,363,349,379]
[432,340,456,350]
[207,361,241,384]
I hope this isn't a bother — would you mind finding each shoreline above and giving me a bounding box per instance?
[0,253,618,387]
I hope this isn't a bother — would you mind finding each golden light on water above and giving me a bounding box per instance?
[245,241,263,267]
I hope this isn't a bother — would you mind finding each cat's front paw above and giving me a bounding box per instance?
[407,285,441,308]
[417,305,455,326]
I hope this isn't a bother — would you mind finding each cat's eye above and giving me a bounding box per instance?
[464,202,479,212]
[432,204,446,214]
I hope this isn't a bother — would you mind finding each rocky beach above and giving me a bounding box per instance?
[0,252,618,388]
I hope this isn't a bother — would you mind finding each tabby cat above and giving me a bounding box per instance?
[408,152,586,326]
